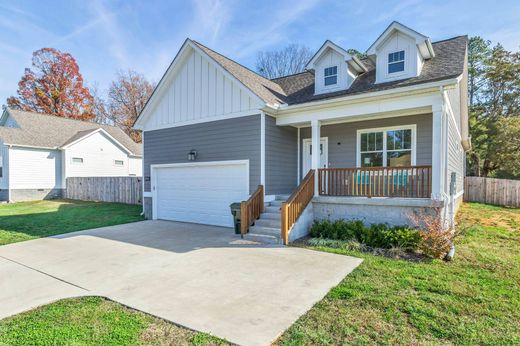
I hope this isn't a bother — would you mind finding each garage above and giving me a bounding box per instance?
[151,160,249,227]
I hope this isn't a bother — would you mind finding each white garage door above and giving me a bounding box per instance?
[152,161,249,227]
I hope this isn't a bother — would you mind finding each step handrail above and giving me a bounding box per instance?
[240,185,264,235]
[281,170,315,244]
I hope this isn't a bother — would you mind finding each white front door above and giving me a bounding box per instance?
[303,138,328,175]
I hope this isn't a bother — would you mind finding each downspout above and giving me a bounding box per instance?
[440,86,452,229]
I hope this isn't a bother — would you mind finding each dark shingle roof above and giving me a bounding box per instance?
[272,36,468,105]
[0,110,142,156]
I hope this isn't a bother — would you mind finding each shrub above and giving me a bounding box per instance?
[409,209,458,259]
[310,219,421,250]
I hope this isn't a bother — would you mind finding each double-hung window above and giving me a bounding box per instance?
[324,66,337,86]
[359,126,414,167]
[388,50,405,74]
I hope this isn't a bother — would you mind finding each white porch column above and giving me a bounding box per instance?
[260,111,266,188]
[311,119,321,196]
[431,105,445,200]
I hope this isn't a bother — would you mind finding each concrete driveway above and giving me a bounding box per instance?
[0,220,362,346]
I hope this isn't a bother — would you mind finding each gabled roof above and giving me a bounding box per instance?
[273,36,467,105]
[134,39,288,128]
[305,40,367,74]
[366,21,435,59]
[0,109,142,156]
[135,24,466,121]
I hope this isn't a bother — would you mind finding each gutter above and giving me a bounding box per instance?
[269,77,460,115]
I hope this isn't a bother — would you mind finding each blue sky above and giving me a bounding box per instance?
[1,0,519,104]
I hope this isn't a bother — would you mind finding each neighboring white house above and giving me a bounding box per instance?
[0,109,142,202]
[133,21,470,244]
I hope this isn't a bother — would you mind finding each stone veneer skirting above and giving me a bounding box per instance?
[312,196,445,227]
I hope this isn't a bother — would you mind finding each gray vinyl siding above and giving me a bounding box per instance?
[300,114,433,175]
[447,116,464,193]
[143,115,260,194]
[265,115,297,195]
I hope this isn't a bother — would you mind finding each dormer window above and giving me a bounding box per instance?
[324,66,338,86]
[388,50,405,74]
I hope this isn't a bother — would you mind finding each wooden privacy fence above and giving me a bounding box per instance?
[66,177,142,205]
[464,176,520,208]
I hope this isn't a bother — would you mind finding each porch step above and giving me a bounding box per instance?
[275,195,289,201]
[254,218,280,228]
[265,206,280,213]
[260,212,281,220]
[249,225,280,235]
[269,200,283,207]
[243,232,282,245]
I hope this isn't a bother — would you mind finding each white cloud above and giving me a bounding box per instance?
[191,0,232,44]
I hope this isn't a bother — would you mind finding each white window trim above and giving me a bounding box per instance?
[323,66,338,88]
[71,157,84,164]
[114,159,125,166]
[356,124,416,168]
[383,48,408,80]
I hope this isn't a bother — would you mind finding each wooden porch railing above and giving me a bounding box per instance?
[240,185,264,235]
[281,170,315,245]
[318,166,432,198]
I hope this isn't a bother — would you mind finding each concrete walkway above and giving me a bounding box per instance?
[0,221,362,346]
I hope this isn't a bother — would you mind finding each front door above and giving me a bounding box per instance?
[303,138,328,175]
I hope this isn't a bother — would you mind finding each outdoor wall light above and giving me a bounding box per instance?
[187,150,198,161]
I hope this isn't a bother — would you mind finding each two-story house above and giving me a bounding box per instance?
[134,21,470,244]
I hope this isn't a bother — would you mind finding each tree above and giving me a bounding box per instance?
[7,48,94,120]
[467,39,520,177]
[105,70,154,142]
[468,37,491,107]
[256,44,313,79]
[491,117,520,178]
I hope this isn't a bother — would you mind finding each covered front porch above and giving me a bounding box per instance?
[296,113,435,200]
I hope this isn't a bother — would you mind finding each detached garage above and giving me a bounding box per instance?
[151,160,250,227]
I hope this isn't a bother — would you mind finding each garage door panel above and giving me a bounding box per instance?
[154,162,249,227]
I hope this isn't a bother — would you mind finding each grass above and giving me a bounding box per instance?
[277,202,520,345]
[0,199,144,245]
[0,202,518,345]
[0,296,227,346]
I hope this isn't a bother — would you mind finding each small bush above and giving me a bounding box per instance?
[310,219,421,250]
[409,209,459,259]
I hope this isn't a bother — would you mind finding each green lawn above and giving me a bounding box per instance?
[0,199,144,245]
[0,202,518,345]
[0,297,226,346]
[277,203,520,345]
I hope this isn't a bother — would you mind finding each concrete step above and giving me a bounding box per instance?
[275,195,289,201]
[243,232,282,245]
[269,200,283,207]
[260,212,281,220]
[265,206,280,213]
[255,218,280,228]
[249,225,281,237]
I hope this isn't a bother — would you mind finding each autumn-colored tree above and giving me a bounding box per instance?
[103,70,154,142]
[7,48,94,120]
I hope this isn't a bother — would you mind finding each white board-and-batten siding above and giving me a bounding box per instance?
[142,48,261,131]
